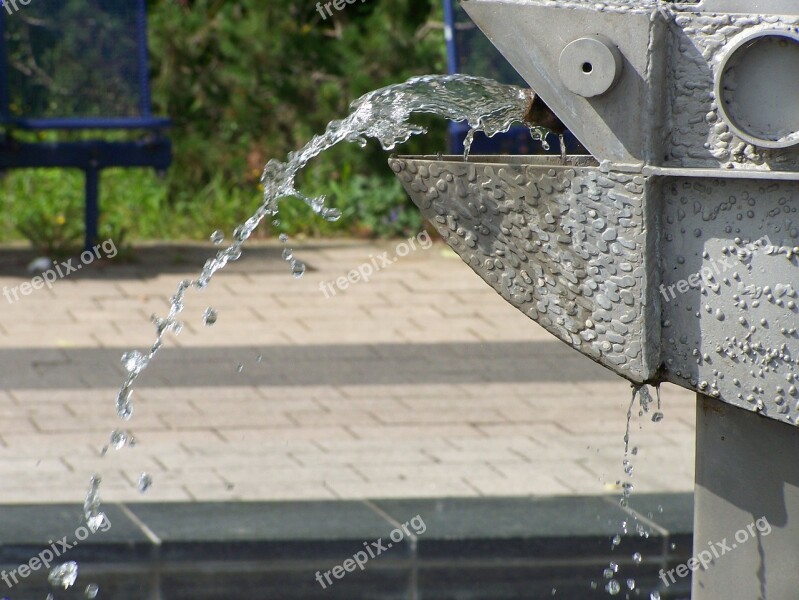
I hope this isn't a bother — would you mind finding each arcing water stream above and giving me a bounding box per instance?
[77,75,547,592]
[72,74,664,599]
[109,74,544,429]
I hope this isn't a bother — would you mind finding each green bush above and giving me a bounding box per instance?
[1,0,446,249]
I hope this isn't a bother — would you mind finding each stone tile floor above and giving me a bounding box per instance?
[0,240,695,503]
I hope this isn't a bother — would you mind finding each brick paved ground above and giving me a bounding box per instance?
[0,240,696,504]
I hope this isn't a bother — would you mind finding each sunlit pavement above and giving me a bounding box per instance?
[0,240,695,504]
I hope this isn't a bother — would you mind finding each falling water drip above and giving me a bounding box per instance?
[623,386,638,456]
[463,129,475,161]
[83,474,106,532]
[85,583,100,598]
[210,230,225,245]
[559,133,567,165]
[138,473,153,493]
[101,428,136,455]
[203,307,218,326]
[610,384,665,598]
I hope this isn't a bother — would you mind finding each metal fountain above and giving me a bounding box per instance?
[390,0,799,596]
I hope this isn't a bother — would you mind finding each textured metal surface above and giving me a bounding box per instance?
[462,0,799,171]
[461,0,656,165]
[660,178,799,424]
[667,12,799,169]
[389,155,659,383]
[392,0,799,425]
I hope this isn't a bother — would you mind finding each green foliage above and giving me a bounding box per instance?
[145,0,446,236]
[9,169,85,257]
[0,0,447,247]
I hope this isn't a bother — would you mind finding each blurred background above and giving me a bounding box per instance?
[0,0,450,254]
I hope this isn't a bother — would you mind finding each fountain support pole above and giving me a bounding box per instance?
[392,0,799,594]
[693,394,799,598]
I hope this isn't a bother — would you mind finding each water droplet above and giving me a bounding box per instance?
[236,364,244,373]
[108,429,136,451]
[282,248,293,261]
[116,386,133,421]
[605,579,620,595]
[651,411,664,423]
[48,561,78,589]
[279,233,288,243]
[84,475,106,532]
[611,534,621,548]
[632,552,642,564]
[120,351,148,374]
[291,261,306,279]
[255,354,263,363]
[323,207,342,222]
[210,230,224,245]
[650,593,661,600]
[626,578,636,590]
[85,583,100,598]
[203,307,218,326]
[138,473,153,493]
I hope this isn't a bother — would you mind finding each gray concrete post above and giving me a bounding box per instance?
[692,395,799,598]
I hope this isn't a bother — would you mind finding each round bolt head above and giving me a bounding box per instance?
[559,36,623,98]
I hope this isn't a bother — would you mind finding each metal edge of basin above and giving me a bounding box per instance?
[389,154,659,385]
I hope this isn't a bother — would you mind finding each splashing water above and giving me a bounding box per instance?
[86,73,546,522]
[108,74,541,430]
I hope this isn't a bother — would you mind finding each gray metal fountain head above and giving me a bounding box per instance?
[390,0,799,426]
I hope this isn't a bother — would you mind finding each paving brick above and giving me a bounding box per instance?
[372,409,508,426]
[0,240,700,503]
[347,424,484,440]
[217,426,355,443]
